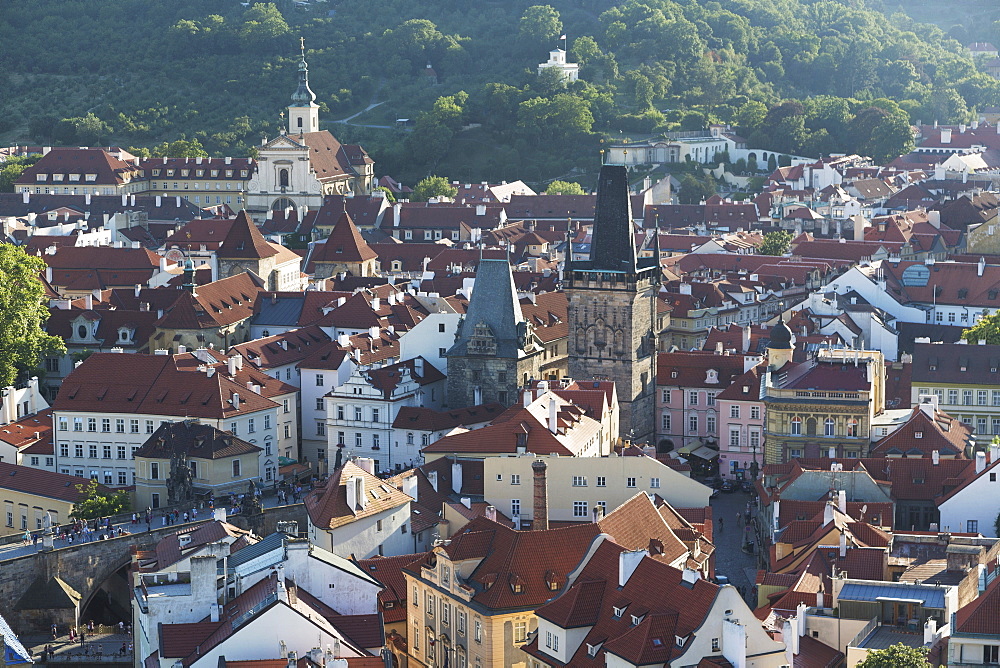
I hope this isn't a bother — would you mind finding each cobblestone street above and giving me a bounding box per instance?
[709,486,761,607]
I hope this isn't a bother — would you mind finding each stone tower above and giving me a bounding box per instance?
[216,211,280,287]
[566,164,659,443]
[446,258,542,408]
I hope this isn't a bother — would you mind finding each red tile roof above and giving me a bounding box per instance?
[955,573,1000,635]
[218,211,278,260]
[871,407,971,458]
[311,211,378,263]
[0,461,104,503]
[532,539,721,666]
[54,352,279,419]
[304,461,412,530]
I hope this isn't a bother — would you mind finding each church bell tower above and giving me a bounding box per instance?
[288,37,319,135]
[565,165,659,443]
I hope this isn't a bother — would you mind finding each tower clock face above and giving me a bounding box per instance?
[165,249,185,264]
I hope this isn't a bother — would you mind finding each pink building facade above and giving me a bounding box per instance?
[715,365,766,480]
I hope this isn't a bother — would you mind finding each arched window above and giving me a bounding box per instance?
[806,417,817,436]
[847,419,859,437]
[297,116,303,129]
[825,418,836,437]
[790,417,802,435]
[279,168,290,188]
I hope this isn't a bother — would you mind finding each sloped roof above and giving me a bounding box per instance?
[218,211,278,260]
[133,421,261,460]
[304,461,412,530]
[312,211,378,263]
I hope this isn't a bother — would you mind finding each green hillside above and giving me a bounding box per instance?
[0,0,997,186]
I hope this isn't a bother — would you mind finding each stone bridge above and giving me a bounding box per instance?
[0,504,307,634]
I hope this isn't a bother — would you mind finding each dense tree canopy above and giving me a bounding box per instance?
[0,245,65,387]
[70,480,131,521]
[412,175,457,202]
[0,0,990,184]
[757,230,793,256]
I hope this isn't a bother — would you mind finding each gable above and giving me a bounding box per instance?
[261,135,306,151]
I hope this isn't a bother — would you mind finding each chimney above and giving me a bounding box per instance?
[22,191,29,204]
[619,549,646,587]
[414,357,424,377]
[823,501,834,526]
[460,497,471,509]
[209,604,220,623]
[485,505,497,522]
[991,443,1000,463]
[231,392,240,410]
[941,128,952,144]
[371,297,380,310]
[287,651,297,668]
[839,531,847,558]
[227,356,238,376]
[548,397,558,434]
[838,489,846,514]
[592,504,605,522]
[976,451,987,474]
[932,450,940,465]
[337,333,350,347]
[681,567,700,585]
[476,204,487,216]
[532,459,549,530]
[451,460,463,495]
[979,257,986,277]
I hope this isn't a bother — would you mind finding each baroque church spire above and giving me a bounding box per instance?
[291,37,316,107]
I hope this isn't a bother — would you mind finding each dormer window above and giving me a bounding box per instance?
[36,174,47,181]
[52,174,64,182]
[631,614,645,626]
[706,369,719,383]
[211,170,219,177]
[180,170,189,177]
[77,325,88,339]
[152,170,161,177]
[166,170,175,177]
[613,605,626,618]
[118,328,132,342]
[196,170,204,177]
[225,170,233,178]
[85,174,97,182]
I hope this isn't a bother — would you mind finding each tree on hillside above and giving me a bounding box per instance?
[238,3,289,51]
[70,479,131,521]
[413,176,457,202]
[757,230,793,256]
[519,5,562,47]
[0,245,65,387]
[151,138,209,158]
[545,180,586,195]
[962,312,1000,344]
[855,644,931,668]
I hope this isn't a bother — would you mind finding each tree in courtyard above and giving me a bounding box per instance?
[855,644,931,668]
[70,479,131,520]
[545,180,586,195]
[413,176,458,202]
[0,245,65,387]
[757,230,793,256]
[962,312,1000,344]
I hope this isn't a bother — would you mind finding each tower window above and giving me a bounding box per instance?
[297,117,303,128]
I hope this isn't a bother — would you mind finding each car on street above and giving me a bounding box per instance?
[720,480,737,493]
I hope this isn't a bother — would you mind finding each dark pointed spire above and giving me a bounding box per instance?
[291,36,316,107]
[590,164,636,272]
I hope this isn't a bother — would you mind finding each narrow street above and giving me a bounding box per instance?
[709,486,761,608]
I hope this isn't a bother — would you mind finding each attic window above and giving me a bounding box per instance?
[958,288,969,299]
[914,431,923,439]
[991,290,999,300]
[631,614,645,626]
[613,605,626,618]
[671,371,678,379]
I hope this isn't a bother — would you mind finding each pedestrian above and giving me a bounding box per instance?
[120,642,127,656]
[51,623,58,640]
[183,511,189,523]
[69,627,75,643]
[118,621,124,634]
[88,620,94,632]
[22,529,30,546]
[719,517,724,531]
[80,630,85,646]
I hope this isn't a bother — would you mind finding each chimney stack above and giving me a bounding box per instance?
[976,451,987,475]
[532,459,549,530]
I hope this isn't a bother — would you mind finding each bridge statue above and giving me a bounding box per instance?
[166,450,195,506]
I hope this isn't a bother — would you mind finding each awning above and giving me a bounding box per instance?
[691,446,719,460]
